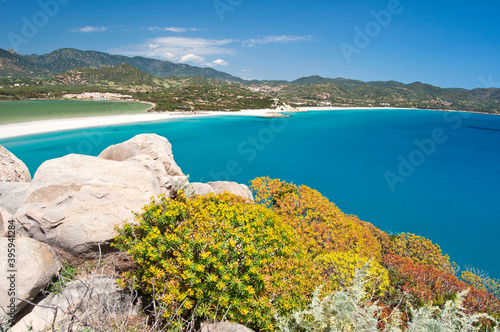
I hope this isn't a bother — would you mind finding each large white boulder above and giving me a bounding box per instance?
[0,145,31,183]
[0,182,31,215]
[99,133,184,175]
[201,322,255,332]
[0,237,61,321]
[207,182,254,201]
[99,134,186,196]
[11,276,139,332]
[191,182,216,196]
[0,207,12,237]
[14,154,161,257]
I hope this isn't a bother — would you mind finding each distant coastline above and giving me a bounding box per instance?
[0,104,494,140]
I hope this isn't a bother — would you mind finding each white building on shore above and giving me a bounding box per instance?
[63,92,133,101]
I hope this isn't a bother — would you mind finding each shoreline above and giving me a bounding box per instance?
[0,108,278,140]
[0,106,494,140]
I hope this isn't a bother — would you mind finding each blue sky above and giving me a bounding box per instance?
[0,0,499,89]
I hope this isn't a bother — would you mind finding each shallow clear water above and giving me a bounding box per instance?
[0,100,150,124]
[1,109,499,279]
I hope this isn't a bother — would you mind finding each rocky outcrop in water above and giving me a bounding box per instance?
[0,145,31,183]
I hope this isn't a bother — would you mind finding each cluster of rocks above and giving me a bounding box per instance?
[0,134,254,331]
[261,112,292,118]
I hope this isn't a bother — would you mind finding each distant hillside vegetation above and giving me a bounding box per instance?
[0,48,51,77]
[1,49,499,113]
[49,63,162,87]
[285,75,500,113]
[1,48,243,82]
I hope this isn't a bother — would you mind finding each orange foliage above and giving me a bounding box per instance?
[349,214,392,254]
[250,177,500,321]
[250,177,382,260]
[390,233,453,274]
[383,253,500,315]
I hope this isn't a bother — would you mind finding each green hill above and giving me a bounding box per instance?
[291,75,336,85]
[49,63,162,87]
[286,75,500,113]
[0,48,51,77]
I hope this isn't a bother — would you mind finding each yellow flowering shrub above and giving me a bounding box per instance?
[461,271,500,297]
[113,192,319,331]
[250,177,382,260]
[314,251,391,296]
[111,178,500,330]
[349,214,392,254]
[390,233,453,274]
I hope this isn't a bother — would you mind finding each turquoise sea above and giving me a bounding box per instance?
[1,108,499,279]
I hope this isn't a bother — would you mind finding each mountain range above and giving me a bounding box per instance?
[0,48,499,113]
[0,48,243,82]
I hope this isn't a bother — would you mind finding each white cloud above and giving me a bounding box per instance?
[212,59,229,66]
[71,26,109,33]
[179,54,206,64]
[177,55,229,67]
[110,37,236,67]
[243,35,312,47]
[163,52,178,61]
[144,27,199,33]
[70,26,200,34]
[149,37,235,56]
[110,33,311,68]
[148,43,160,50]
[112,37,236,61]
[241,69,251,72]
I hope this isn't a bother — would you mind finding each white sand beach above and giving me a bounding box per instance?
[0,108,279,140]
[296,106,415,111]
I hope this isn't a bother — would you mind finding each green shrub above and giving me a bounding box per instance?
[48,260,78,295]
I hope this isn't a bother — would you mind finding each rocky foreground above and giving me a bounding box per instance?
[0,134,253,331]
